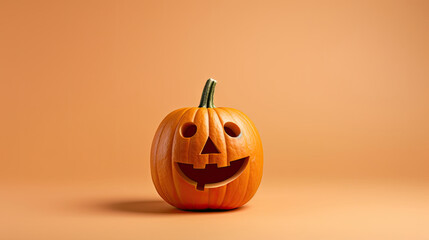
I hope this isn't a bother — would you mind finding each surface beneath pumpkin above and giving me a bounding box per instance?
[3,179,429,240]
[176,157,249,190]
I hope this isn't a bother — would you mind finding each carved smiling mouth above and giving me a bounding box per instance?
[176,157,249,191]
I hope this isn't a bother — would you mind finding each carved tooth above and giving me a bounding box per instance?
[217,162,229,168]
[192,162,206,169]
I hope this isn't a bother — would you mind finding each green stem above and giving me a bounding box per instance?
[198,78,217,108]
[207,79,216,108]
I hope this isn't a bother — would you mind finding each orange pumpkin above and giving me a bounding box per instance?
[150,79,263,210]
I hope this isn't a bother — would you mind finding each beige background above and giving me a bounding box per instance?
[1,0,429,239]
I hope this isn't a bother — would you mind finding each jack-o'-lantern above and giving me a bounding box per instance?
[150,79,263,210]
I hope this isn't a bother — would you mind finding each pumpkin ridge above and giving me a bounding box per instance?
[169,107,196,206]
[151,113,169,202]
[206,108,227,208]
[192,108,205,209]
[188,107,210,209]
[173,107,200,207]
[212,108,229,208]
[234,109,263,206]
[151,113,170,204]
[228,108,255,207]
[214,107,239,208]
[156,108,189,205]
[220,107,251,207]
[153,108,187,205]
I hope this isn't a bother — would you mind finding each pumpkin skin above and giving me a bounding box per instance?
[150,79,263,210]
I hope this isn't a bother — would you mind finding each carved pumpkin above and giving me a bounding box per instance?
[150,79,263,210]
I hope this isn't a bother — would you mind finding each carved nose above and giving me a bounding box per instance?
[201,137,220,154]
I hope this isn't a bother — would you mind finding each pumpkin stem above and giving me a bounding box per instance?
[198,78,217,108]
[207,79,216,108]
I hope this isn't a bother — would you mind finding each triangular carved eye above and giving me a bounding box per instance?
[201,137,220,154]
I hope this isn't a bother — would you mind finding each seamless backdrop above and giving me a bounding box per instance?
[1,0,429,239]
